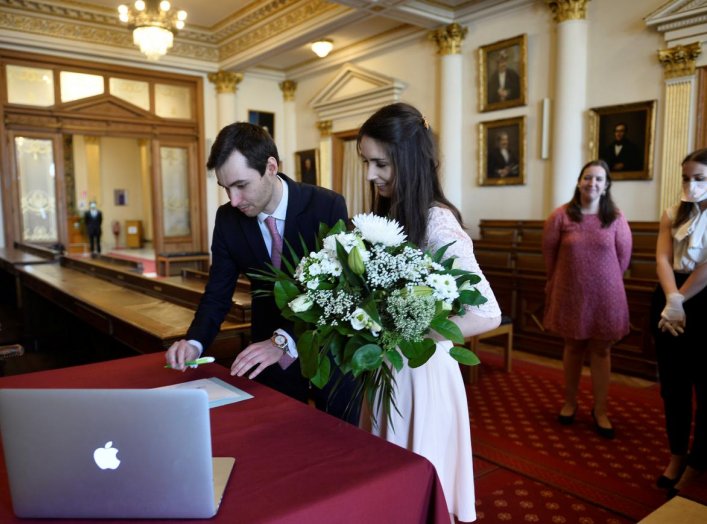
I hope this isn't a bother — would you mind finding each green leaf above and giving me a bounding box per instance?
[450,345,481,366]
[311,354,331,389]
[454,272,481,285]
[293,307,323,323]
[361,296,382,326]
[459,289,488,307]
[385,348,403,371]
[429,317,464,344]
[351,344,383,375]
[399,338,436,368]
[328,334,344,365]
[273,280,301,309]
[297,330,319,378]
[430,242,454,263]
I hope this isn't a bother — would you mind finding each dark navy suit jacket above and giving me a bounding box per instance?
[187,174,355,416]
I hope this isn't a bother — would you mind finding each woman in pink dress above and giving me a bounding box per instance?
[358,102,501,522]
[542,160,632,439]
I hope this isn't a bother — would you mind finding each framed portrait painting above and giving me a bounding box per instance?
[478,116,526,186]
[295,149,319,186]
[114,189,127,206]
[248,110,275,137]
[589,100,656,180]
[478,34,527,112]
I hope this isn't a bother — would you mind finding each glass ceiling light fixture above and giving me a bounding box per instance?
[311,39,334,58]
[118,0,187,61]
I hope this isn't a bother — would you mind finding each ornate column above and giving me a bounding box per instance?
[207,70,243,129]
[207,71,243,224]
[546,0,590,209]
[657,43,702,213]
[429,23,467,209]
[279,80,298,177]
[317,120,333,190]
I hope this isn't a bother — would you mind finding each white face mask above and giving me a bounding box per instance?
[681,180,707,203]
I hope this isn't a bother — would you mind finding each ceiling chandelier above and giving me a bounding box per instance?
[118,1,187,61]
[311,39,334,58]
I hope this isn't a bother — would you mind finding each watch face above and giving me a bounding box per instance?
[273,334,287,347]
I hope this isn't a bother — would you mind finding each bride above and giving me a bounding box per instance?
[357,102,501,523]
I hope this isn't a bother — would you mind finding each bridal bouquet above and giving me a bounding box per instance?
[252,213,487,416]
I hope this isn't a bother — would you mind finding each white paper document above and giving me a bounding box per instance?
[157,377,253,408]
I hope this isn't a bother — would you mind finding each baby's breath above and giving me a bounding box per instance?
[385,290,436,341]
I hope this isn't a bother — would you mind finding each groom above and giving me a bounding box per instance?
[165,123,359,423]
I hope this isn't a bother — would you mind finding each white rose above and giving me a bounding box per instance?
[289,294,313,313]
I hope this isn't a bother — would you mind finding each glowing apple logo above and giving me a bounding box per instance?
[93,441,121,470]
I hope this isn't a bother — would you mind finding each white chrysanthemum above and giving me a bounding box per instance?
[352,213,407,247]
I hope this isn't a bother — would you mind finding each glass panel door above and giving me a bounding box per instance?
[14,136,61,243]
[160,146,191,238]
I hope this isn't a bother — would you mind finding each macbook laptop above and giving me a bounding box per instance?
[0,388,235,519]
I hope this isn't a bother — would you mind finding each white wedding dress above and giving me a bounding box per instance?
[361,207,501,523]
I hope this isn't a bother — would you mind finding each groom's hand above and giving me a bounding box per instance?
[231,339,283,379]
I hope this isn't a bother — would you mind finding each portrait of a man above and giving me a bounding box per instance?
[487,50,520,105]
[295,149,319,185]
[479,117,525,186]
[487,130,519,179]
[591,101,655,180]
[479,34,526,112]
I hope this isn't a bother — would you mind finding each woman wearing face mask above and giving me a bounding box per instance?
[653,148,707,497]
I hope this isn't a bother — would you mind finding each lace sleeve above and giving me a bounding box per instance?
[424,207,501,318]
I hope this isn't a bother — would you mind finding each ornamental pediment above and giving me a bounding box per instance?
[58,95,155,120]
[311,63,406,122]
[645,0,707,32]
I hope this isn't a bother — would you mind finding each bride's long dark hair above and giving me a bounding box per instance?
[357,102,462,246]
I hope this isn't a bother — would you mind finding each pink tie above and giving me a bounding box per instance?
[264,216,282,269]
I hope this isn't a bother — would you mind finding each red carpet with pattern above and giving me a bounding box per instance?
[469,350,669,522]
[473,457,631,523]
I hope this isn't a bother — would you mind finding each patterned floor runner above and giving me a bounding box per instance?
[469,350,669,521]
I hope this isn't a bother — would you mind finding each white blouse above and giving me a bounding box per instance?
[668,202,707,273]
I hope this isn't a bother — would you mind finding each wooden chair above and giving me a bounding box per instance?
[464,315,513,384]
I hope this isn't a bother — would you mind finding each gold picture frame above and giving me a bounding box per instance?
[478,34,527,112]
[589,100,656,180]
[479,116,526,186]
[295,149,320,186]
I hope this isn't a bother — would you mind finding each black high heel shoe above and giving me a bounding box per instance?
[656,474,680,489]
[591,410,615,439]
[657,461,688,490]
[557,408,576,426]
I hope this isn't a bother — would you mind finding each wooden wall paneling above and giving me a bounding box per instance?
[473,218,661,380]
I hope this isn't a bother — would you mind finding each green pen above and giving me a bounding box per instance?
[164,356,215,368]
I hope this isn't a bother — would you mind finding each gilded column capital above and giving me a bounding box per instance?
[279,80,298,102]
[207,71,243,94]
[317,120,332,137]
[546,0,590,23]
[428,23,468,56]
[658,43,702,80]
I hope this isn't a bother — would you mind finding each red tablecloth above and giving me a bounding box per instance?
[0,353,449,523]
